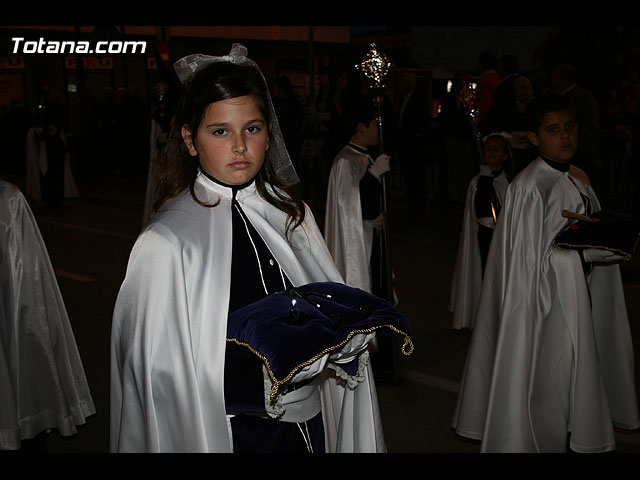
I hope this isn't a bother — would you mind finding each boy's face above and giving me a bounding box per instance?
[360,118,380,147]
[527,109,578,163]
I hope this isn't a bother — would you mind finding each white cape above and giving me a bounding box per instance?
[111,173,386,452]
[452,158,640,452]
[449,167,509,329]
[324,144,375,293]
[0,180,94,450]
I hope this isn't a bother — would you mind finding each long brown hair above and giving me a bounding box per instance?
[153,60,305,237]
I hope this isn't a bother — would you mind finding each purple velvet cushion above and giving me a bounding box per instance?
[226,282,412,397]
[554,209,640,260]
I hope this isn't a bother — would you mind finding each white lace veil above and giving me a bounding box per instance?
[173,43,300,186]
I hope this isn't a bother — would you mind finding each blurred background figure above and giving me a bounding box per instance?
[510,75,538,174]
[550,63,601,191]
[113,87,148,180]
[474,51,502,136]
[142,81,175,227]
[25,95,78,207]
[436,74,476,204]
[395,73,431,202]
[1,100,32,179]
[270,75,306,195]
[68,87,100,187]
[487,55,520,134]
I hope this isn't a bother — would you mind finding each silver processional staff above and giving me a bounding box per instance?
[356,43,394,303]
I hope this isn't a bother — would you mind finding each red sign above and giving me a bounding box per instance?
[156,43,170,68]
[64,56,113,70]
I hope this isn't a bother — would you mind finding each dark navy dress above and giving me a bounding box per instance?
[202,171,325,453]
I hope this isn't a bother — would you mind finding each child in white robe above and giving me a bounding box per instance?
[449,133,511,330]
[452,94,639,452]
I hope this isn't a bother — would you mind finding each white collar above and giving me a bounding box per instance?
[347,142,371,157]
[196,171,258,201]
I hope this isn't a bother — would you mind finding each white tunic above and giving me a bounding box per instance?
[452,158,640,452]
[110,172,386,452]
[0,181,94,450]
[449,167,509,329]
[324,144,375,293]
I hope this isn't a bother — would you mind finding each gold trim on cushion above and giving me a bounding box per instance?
[227,324,414,400]
[553,237,639,261]
[556,210,640,260]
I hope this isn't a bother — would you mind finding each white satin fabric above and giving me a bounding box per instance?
[452,158,640,452]
[111,172,386,453]
[449,167,509,329]
[0,180,94,450]
[324,145,375,293]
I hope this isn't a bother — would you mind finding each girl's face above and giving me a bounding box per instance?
[483,137,508,170]
[182,95,269,185]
